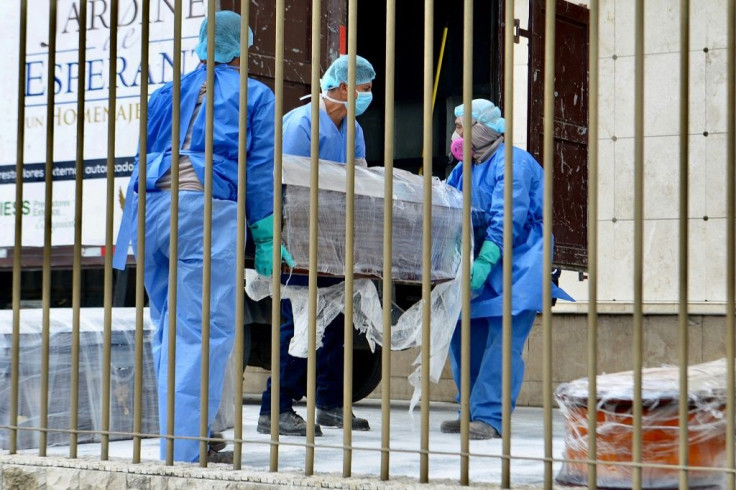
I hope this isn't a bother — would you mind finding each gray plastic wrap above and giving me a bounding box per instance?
[0,308,235,450]
[246,262,462,412]
[555,359,728,488]
[281,154,467,283]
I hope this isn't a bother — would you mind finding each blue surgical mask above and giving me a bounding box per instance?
[322,90,372,116]
[355,91,373,115]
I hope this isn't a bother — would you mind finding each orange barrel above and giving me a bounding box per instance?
[555,375,727,488]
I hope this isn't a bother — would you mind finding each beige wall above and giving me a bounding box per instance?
[511,0,731,308]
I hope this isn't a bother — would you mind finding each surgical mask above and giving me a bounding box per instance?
[321,90,372,115]
[450,130,461,141]
[450,137,473,162]
[355,91,372,115]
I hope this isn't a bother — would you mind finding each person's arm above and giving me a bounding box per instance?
[282,110,313,158]
[485,153,534,250]
[245,91,275,225]
[355,123,367,167]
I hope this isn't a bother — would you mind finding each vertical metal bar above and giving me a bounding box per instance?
[270,0,285,471]
[343,0,358,478]
[586,1,599,488]
[419,0,433,484]
[39,0,58,458]
[542,0,556,487]
[380,0,396,481]
[233,0,249,470]
[305,0,321,475]
[70,0,87,460]
[131,0,147,464]
[725,0,735,489]
[502,0,515,486]
[677,1,690,488]
[199,0,216,466]
[165,0,183,467]
[632,0,645,488]
[459,0,473,484]
[10,0,28,457]
[102,0,119,461]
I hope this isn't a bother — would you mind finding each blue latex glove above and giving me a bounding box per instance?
[249,215,296,276]
[470,240,501,291]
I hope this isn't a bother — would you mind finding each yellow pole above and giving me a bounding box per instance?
[419,27,448,176]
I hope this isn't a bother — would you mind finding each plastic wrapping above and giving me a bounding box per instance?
[281,154,479,283]
[246,260,462,412]
[555,359,728,488]
[0,308,234,450]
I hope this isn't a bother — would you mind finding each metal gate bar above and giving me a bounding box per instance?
[542,0,556,488]
[39,0,58,458]
[502,0,515,487]
[269,0,286,471]
[342,0,359,478]
[677,1,691,489]
[305,0,322,476]
[459,0,474,486]
[69,0,88,461]
[381,0,397,481]
[131,0,148,464]
[164,0,183,468]
[586,1,599,488]
[232,0,250,470]
[9,0,28,457]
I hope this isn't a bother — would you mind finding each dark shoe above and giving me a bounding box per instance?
[440,418,461,434]
[317,407,370,431]
[207,449,234,464]
[257,410,323,437]
[468,421,501,440]
[209,431,226,453]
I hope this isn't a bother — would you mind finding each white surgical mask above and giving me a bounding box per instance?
[451,130,461,141]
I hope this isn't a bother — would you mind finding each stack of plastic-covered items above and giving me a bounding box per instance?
[555,358,729,488]
[247,155,482,409]
[280,153,480,283]
[0,308,234,450]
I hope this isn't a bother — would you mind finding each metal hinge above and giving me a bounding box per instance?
[514,19,530,44]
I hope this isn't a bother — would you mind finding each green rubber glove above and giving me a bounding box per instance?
[249,215,296,276]
[470,240,501,291]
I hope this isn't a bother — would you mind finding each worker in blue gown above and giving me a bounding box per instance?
[257,55,376,436]
[113,11,293,463]
[441,99,573,439]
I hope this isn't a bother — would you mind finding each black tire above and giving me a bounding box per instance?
[351,343,382,402]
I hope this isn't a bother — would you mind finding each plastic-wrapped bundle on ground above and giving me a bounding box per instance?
[0,308,234,450]
[281,154,474,282]
[555,359,728,488]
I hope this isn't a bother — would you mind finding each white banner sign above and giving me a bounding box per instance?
[0,0,205,247]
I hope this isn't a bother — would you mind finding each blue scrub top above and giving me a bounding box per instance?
[446,144,573,317]
[282,101,366,163]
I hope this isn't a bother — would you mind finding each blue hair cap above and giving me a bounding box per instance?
[321,55,376,91]
[454,98,506,134]
[195,11,253,64]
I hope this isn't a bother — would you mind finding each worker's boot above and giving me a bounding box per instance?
[257,410,323,437]
[207,448,234,464]
[317,407,370,431]
[209,431,226,453]
[468,421,501,440]
[440,419,461,434]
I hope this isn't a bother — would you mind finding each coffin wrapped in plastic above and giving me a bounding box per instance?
[281,154,481,283]
[555,359,728,488]
[0,308,234,450]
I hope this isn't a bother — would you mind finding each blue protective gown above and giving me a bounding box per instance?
[113,63,275,462]
[259,101,365,415]
[445,144,573,434]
